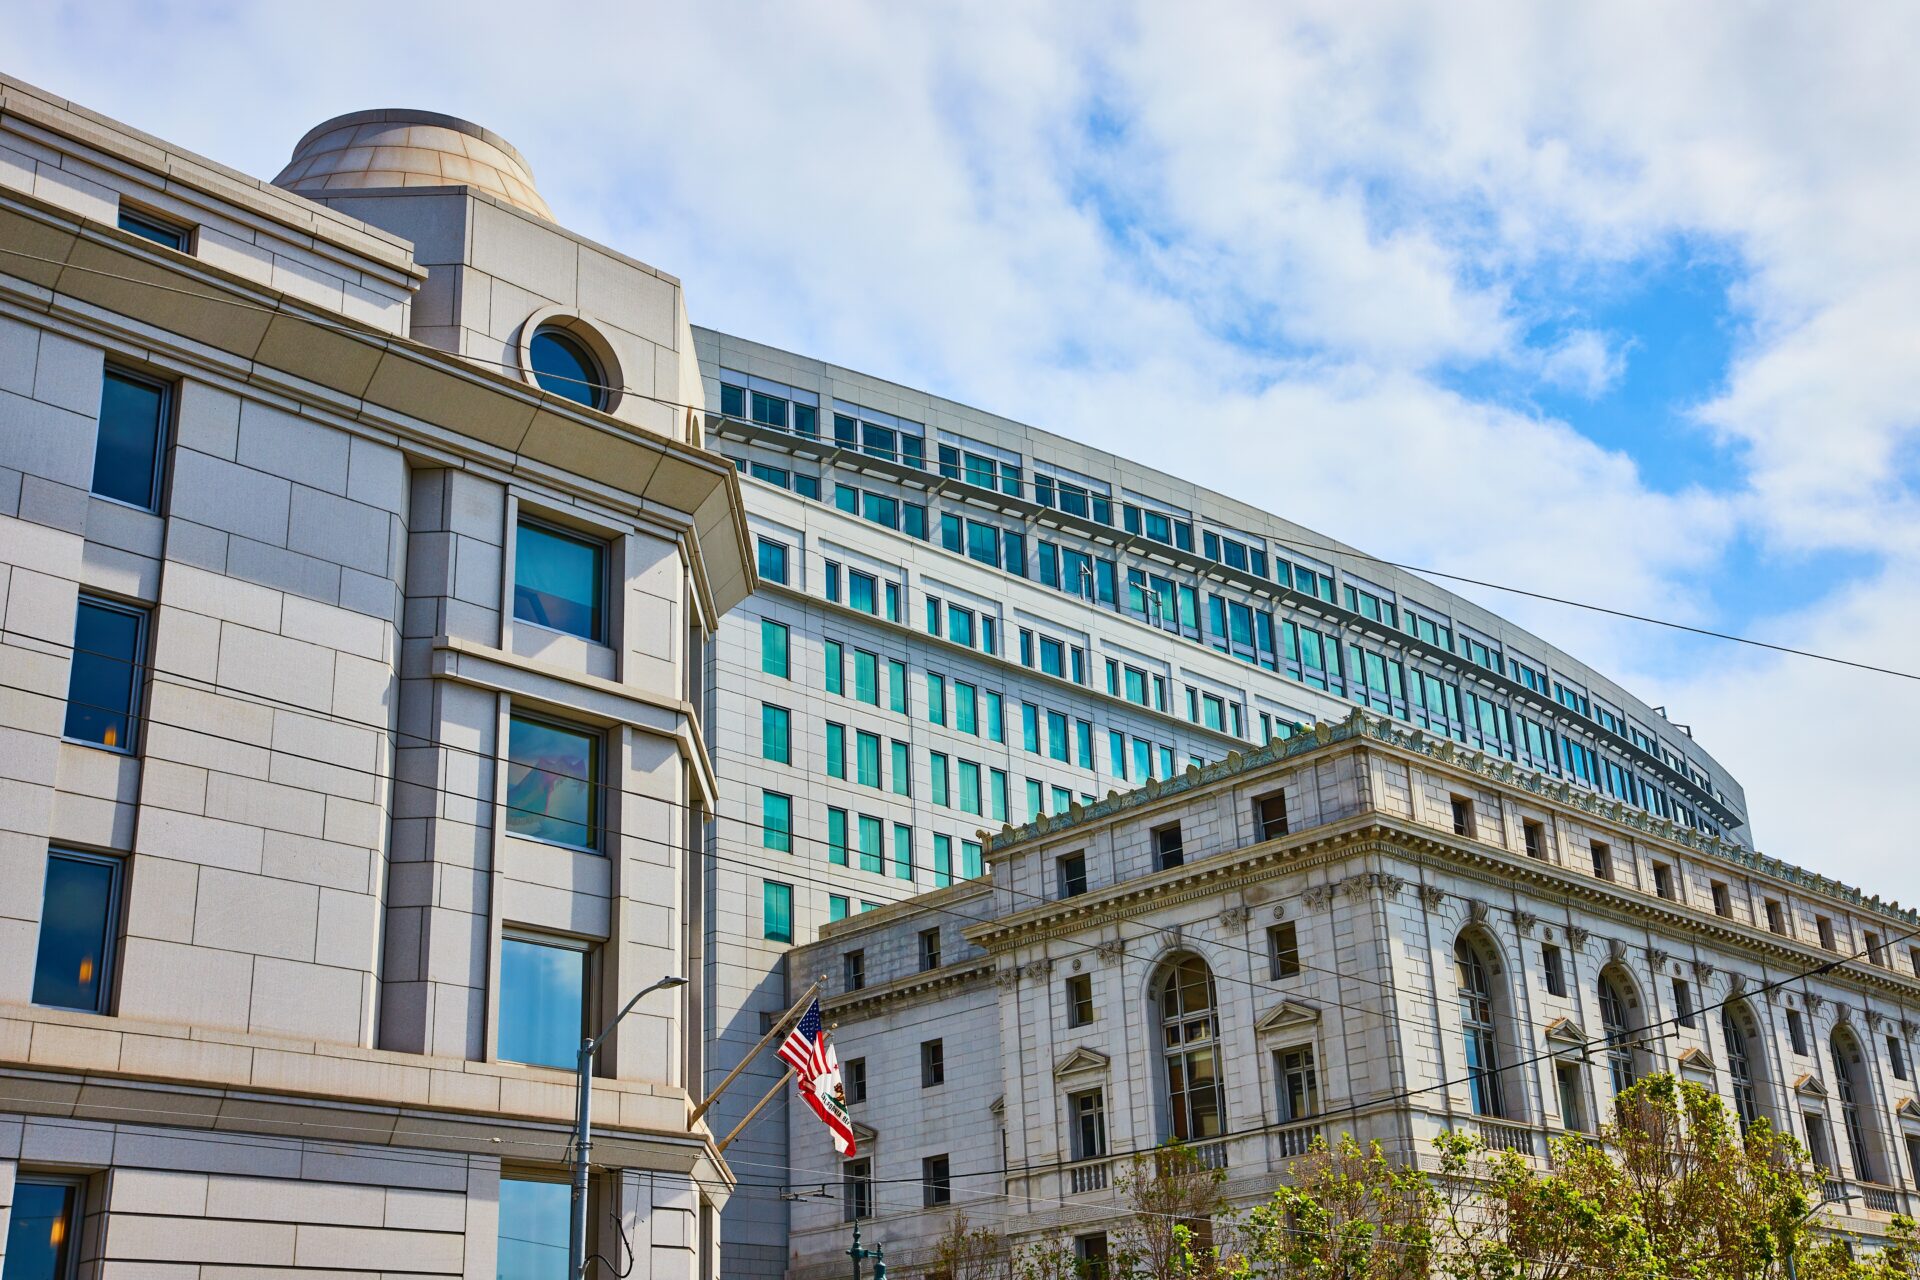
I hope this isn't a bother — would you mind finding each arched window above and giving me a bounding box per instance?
[1832,1029,1880,1183]
[1155,954,1224,1142]
[1455,937,1506,1118]
[1723,1004,1762,1132]
[1598,969,1645,1099]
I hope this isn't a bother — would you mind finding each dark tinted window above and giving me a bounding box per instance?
[529,327,605,409]
[3,1178,79,1278]
[33,851,120,1012]
[65,598,145,751]
[118,206,189,250]
[93,368,168,509]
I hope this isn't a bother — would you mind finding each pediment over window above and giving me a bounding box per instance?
[1794,1073,1828,1098]
[1675,1046,1717,1075]
[989,1095,1005,1117]
[1542,1017,1590,1048]
[1897,1096,1920,1121]
[1053,1047,1112,1079]
[1254,1000,1321,1036]
[851,1121,879,1147]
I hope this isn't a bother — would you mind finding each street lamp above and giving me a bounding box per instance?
[1784,1188,1851,1280]
[570,974,688,1279]
[848,1221,888,1280]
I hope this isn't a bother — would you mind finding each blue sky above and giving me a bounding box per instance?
[5,2,1918,892]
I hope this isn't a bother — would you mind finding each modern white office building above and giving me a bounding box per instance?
[690,329,1754,1276]
[0,80,750,1276]
[783,713,1920,1278]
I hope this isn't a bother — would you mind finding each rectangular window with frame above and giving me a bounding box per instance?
[1066,973,1095,1027]
[514,518,607,641]
[1153,824,1184,871]
[1652,863,1675,900]
[499,932,588,1069]
[761,619,790,678]
[845,1056,868,1103]
[1450,796,1476,838]
[65,595,147,752]
[93,366,171,510]
[4,1173,84,1279]
[1542,944,1567,997]
[1557,1062,1589,1132]
[505,714,601,850]
[119,202,192,250]
[756,538,789,584]
[1788,1008,1808,1055]
[33,848,122,1014]
[1712,882,1733,919]
[923,1155,952,1208]
[1766,899,1787,935]
[844,950,866,992]
[1673,978,1695,1027]
[843,1158,873,1222]
[762,791,792,852]
[1070,1088,1107,1161]
[1276,1046,1319,1122]
[499,1176,571,1277]
[1058,852,1088,899]
[1267,922,1300,979]
[1591,841,1613,881]
[921,1038,945,1087]
[761,704,790,764]
[919,927,941,971]
[1523,820,1547,860]
[1256,793,1288,841]
[763,881,794,943]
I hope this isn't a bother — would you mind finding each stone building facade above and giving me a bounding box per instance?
[0,78,750,1275]
[788,712,1920,1278]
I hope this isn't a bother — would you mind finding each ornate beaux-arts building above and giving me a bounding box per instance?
[787,711,1920,1278]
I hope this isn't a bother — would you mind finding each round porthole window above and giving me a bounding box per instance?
[528,324,608,410]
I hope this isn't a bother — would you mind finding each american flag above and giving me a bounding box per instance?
[777,997,856,1156]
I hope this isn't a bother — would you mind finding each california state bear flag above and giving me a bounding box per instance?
[775,998,858,1156]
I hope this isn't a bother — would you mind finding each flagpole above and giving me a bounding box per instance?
[716,1065,793,1154]
[690,977,821,1128]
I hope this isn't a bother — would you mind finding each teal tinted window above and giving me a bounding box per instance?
[118,206,189,250]
[854,650,878,704]
[763,881,794,943]
[856,732,881,788]
[514,520,605,641]
[762,705,790,763]
[757,539,789,584]
[65,597,144,751]
[3,1179,78,1280]
[828,808,849,865]
[763,792,793,852]
[762,620,790,677]
[505,716,599,849]
[93,368,168,509]
[829,895,850,922]
[32,851,120,1013]
[859,815,884,873]
[529,327,606,409]
[499,936,585,1068]
[499,1177,570,1277]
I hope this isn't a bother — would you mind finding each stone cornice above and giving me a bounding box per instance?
[0,192,756,618]
[821,961,994,1020]
[983,709,1913,932]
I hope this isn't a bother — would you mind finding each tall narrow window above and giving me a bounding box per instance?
[1153,824,1185,871]
[1058,853,1088,899]
[1155,954,1223,1141]
[1450,796,1475,838]
[498,933,587,1069]
[1456,938,1505,1117]
[32,850,121,1013]
[65,597,146,751]
[1591,841,1613,880]
[1523,820,1547,860]
[93,367,169,509]
[1673,978,1695,1028]
[918,928,942,971]
[1070,1089,1107,1160]
[1599,972,1641,1098]
[1833,1030,1880,1183]
[761,619,790,677]
[761,791,792,853]
[1542,944,1566,997]
[514,519,607,640]
[1268,922,1300,979]
[5,1177,81,1280]
[1724,1006,1760,1132]
[843,1159,873,1222]
[922,1038,945,1087]
[922,1155,952,1207]
[760,704,790,763]
[1256,793,1289,841]
[762,881,793,944]
[505,714,600,850]
[1066,974,1095,1027]
[1556,1062,1589,1132]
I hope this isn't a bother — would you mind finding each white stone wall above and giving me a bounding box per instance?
[787,735,1920,1277]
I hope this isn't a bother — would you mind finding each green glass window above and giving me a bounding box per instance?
[514,519,606,641]
[962,840,984,879]
[761,620,790,677]
[888,659,908,713]
[955,683,978,735]
[506,715,599,850]
[762,791,793,852]
[927,673,947,725]
[829,808,849,865]
[829,895,850,922]
[891,741,911,796]
[850,572,877,615]
[990,769,1008,822]
[826,723,846,778]
[856,731,881,788]
[858,815,884,873]
[761,705,790,764]
[1022,703,1040,752]
[853,650,879,705]
[763,881,794,943]
[1047,710,1069,762]
[933,835,953,888]
[958,761,982,815]
[825,640,844,694]
[756,538,789,584]
[984,691,1004,742]
[893,824,914,881]
[931,753,950,807]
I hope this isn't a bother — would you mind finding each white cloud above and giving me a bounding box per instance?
[1539,329,1628,398]
[4,1,1919,888]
